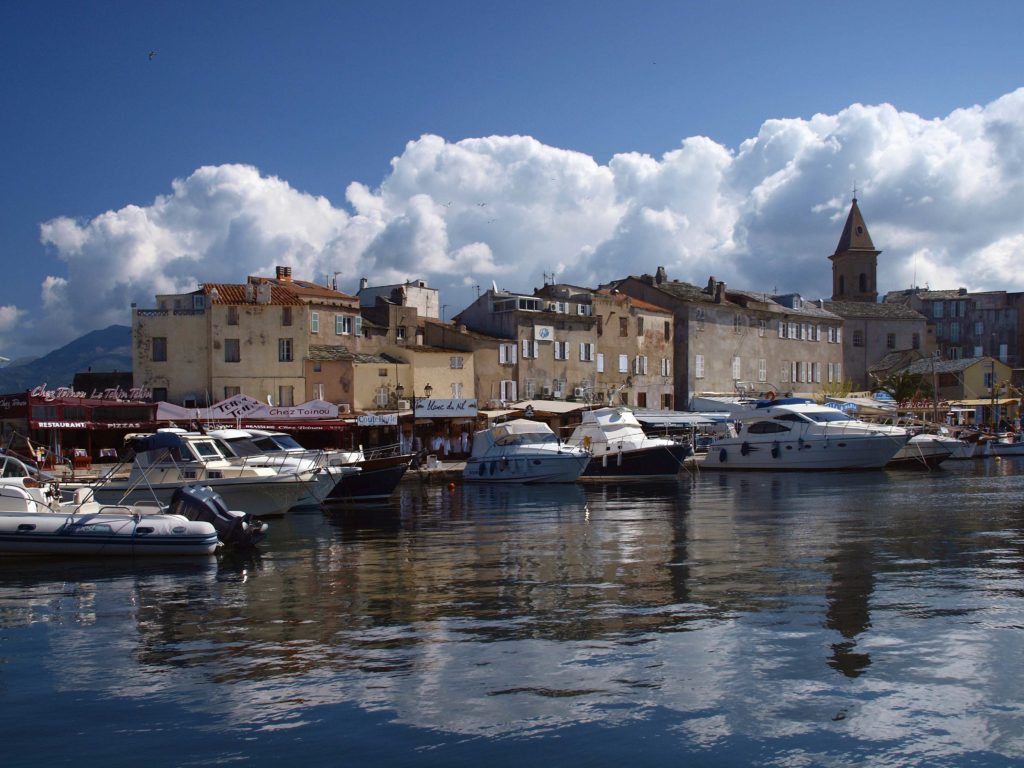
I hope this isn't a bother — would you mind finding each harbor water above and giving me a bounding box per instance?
[2,459,1023,766]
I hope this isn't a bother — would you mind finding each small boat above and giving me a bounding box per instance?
[988,433,1024,457]
[564,406,692,478]
[0,463,266,555]
[464,419,591,483]
[701,398,909,471]
[887,433,954,469]
[68,430,321,517]
[208,428,360,506]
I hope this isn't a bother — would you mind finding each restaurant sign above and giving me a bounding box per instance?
[357,413,398,426]
[415,398,478,418]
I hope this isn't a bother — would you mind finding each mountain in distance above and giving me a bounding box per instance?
[0,325,133,394]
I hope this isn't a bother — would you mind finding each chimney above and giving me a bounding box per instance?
[359,277,369,291]
[655,266,667,285]
[706,276,716,294]
[276,266,292,283]
[714,281,726,304]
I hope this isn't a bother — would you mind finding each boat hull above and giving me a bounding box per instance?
[702,434,904,471]
[84,475,314,517]
[0,511,218,556]
[324,454,412,502]
[580,443,691,478]
[463,453,590,483]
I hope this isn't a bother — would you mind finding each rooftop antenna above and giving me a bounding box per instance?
[441,304,449,322]
[543,271,556,286]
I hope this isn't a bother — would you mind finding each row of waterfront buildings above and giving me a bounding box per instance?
[130,199,1023,418]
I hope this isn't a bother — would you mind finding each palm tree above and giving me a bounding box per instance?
[877,371,932,407]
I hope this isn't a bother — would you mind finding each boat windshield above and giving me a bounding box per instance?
[255,434,304,451]
[804,410,855,424]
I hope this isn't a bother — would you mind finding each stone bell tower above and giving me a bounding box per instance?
[829,197,880,303]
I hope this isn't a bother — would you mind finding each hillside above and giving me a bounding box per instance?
[0,325,132,393]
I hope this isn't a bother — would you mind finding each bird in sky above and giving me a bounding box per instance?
[148,51,156,60]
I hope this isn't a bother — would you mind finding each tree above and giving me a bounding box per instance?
[878,371,932,407]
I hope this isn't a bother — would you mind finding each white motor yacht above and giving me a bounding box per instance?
[69,430,320,516]
[464,419,591,483]
[564,407,691,478]
[701,399,909,470]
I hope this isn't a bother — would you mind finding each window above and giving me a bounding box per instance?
[499,380,518,401]
[227,306,239,325]
[858,273,867,293]
[748,421,790,434]
[522,339,537,359]
[619,317,629,336]
[935,322,944,338]
[451,382,464,398]
[579,342,595,362]
[912,333,920,350]
[852,330,864,347]
[396,326,406,340]
[839,275,845,295]
[314,383,324,400]
[618,354,629,373]
[499,343,517,364]
[974,346,984,358]
[637,391,647,408]
[660,357,671,377]
[151,387,167,402]
[695,309,705,331]
[450,356,464,369]
[933,301,944,319]
[887,333,896,349]
[788,322,798,339]
[278,338,293,362]
[812,362,821,383]
[311,311,320,333]
[781,362,790,383]
[278,385,294,407]
[949,322,960,342]
[662,393,673,409]
[224,386,240,399]
[313,361,322,372]
[758,358,767,382]
[224,338,240,363]
[975,320,984,335]
[984,371,994,389]
[597,316,604,335]
[336,315,352,335]
[554,341,568,360]
[732,356,741,380]
[734,315,743,334]
[1000,343,1008,362]
[695,354,705,379]
[633,355,648,375]
[152,337,167,362]
[597,353,605,373]
[576,303,592,316]
[193,294,205,310]
[758,319,766,337]
[637,316,644,335]
[664,320,671,341]
[282,307,293,326]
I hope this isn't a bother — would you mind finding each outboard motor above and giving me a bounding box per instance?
[168,484,268,548]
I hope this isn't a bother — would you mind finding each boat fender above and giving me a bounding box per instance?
[765,390,776,401]
[719,448,727,463]
[771,442,780,459]
[741,442,751,456]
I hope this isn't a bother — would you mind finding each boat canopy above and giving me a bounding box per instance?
[127,431,185,456]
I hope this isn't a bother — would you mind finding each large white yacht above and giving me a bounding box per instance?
[464,419,591,483]
[702,399,909,470]
[564,407,691,478]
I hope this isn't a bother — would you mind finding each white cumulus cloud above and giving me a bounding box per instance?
[13,87,1024,357]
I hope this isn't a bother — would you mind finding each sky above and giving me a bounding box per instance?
[2,1,1023,360]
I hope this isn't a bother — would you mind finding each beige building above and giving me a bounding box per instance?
[612,271,845,405]
[452,287,599,406]
[356,277,441,319]
[133,267,367,408]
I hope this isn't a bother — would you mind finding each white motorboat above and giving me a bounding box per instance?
[464,419,591,483]
[68,430,321,517]
[208,428,360,506]
[701,399,909,471]
[887,433,954,468]
[564,407,691,478]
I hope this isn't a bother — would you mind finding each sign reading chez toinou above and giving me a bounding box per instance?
[415,399,477,418]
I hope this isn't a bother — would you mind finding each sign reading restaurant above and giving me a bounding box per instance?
[414,398,477,418]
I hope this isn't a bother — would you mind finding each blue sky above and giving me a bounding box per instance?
[3,1,1024,359]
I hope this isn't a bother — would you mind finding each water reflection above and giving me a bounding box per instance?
[1,460,1023,764]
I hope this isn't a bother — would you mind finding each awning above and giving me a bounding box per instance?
[510,400,587,414]
[479,409,518,419]
[949,398,1020,407]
